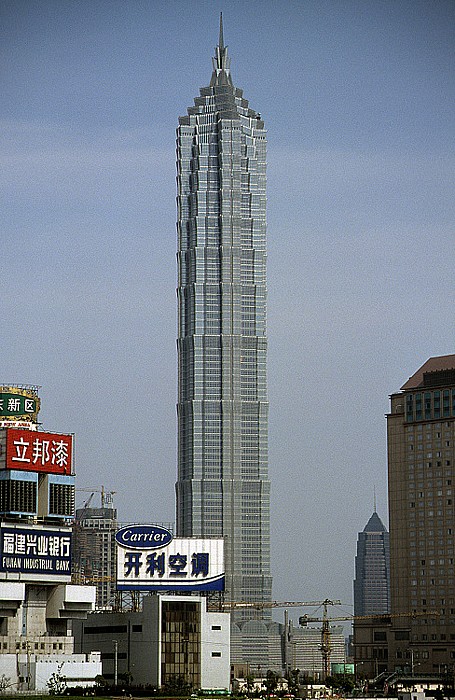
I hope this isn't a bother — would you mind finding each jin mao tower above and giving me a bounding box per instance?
[176,17,272,619]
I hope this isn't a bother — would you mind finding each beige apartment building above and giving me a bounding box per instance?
[387,355,455,674]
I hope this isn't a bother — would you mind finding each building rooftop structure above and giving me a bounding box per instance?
[400,353,455,389]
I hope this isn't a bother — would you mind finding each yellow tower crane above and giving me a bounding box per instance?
[219,598,342,678]
[219,600,439,679]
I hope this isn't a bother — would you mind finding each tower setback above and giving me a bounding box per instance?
[175,17,272,619]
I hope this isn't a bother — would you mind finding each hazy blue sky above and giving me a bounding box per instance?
[2,0,454,624]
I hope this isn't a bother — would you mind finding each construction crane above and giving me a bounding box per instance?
[217,599,341,678]
[219,598,341,610]
[298,609,440,679]
[75,486,116,510]
[219,600,440,679]
[298,610,439,625]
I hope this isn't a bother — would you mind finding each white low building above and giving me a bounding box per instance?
[74,593,230,691]
[0,652,102,692]
[0,579,98,692]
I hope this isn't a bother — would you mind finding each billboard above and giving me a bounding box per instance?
[0,524,72,580]
[0,428,73,475]
[0,387,40,423]
[116,524,225,591]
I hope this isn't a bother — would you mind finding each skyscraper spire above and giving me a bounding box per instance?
[219,12,224,50]
[211,13,232,86]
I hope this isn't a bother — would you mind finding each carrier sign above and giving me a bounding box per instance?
[115,525,172,549]
[116,525,224,592]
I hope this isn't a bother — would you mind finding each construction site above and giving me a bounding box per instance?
[71,491,348,678]
[71,487,118,609]
[70,488,452,696]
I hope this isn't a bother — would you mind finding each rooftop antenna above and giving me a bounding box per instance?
[219,11,224,50]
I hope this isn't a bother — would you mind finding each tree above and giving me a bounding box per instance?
[95,675,108,689]
[245,674,255,696]
[0,675,12,694]
[286,669,300,695]
[118,671,133,687]
[47,665,67,696]
[325,673,355,694]
[264,670,280,697]
[161,674,193,695]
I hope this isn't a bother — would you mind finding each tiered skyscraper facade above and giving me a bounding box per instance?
[175,18,272,618]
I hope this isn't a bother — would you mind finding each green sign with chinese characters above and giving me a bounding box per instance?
[0,392,39,418]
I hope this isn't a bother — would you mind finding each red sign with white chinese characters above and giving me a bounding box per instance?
[3,428,73,474]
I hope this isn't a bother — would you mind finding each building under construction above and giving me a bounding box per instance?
[72,489,117,609]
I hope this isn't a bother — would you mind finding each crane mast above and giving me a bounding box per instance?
[320,600,332,679]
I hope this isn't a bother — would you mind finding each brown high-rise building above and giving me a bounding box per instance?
[387,354,455,673]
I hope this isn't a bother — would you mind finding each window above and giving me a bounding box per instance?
[101,652,127,660]
[84,625,127,634]
[211,625,222,630]
[395,631,410,641]
[374,631,387,641]
[212,652,222,657]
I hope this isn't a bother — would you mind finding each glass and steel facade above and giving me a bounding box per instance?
[175,20,272,619]
[161,600,201,689]
[354,511,390,617]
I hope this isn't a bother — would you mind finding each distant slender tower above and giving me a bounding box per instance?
[175,16,272,619]
[353,508,390,617]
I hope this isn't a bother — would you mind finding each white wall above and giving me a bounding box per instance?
[0,653,102,692]
[47,584,96,618]
[33,653,102,691]
[200,610,230,690]
[0,655,19,692]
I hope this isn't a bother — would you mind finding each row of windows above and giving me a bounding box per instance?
[412,634,455,643]
[411,579,455,587]
[406,392,455,421]
[408,445,452,453]
[11,641,66,651]
[412,558,455,566]
[409,503,453,510]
